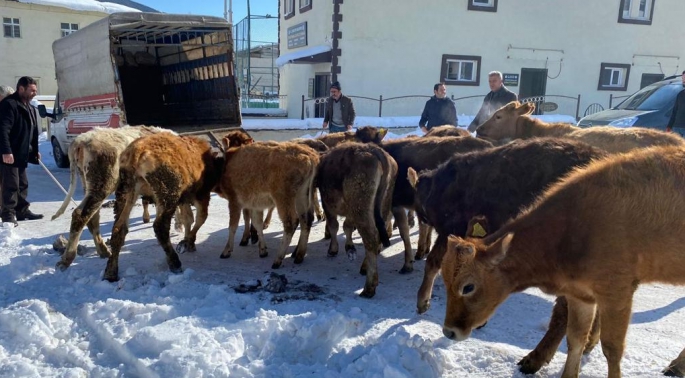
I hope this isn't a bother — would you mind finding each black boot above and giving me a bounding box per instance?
[17,210,43,221]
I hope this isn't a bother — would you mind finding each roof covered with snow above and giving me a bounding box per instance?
[16,0,145,14]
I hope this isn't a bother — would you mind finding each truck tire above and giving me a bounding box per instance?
[52,137,70,168]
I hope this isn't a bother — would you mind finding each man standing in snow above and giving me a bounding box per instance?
[666,70,685,133]
[419,83,457,133]
[468,71,518,132]
[322,81,356,133]
[0,76,43,226]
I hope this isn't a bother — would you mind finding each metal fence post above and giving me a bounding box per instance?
[378,95,383,117]
[609,94,613,109]
[575,94,581,121]
[301,94,305,120]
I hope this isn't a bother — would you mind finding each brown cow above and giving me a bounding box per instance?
[104,133,224,282]
[53,126,175,271]
[441,146,685,378]
[423,125,471,138]
[317,126,389,148]
[380,136,493,273]
[476,101,685,152]
[317,142,397,298]
[217,131,319,269]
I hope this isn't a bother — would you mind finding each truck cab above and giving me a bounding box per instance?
[40,12,243,168]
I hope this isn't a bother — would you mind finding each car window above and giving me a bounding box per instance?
[616,83,683,111]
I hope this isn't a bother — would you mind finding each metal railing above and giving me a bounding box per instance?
[302,93,582,120]
[609,94,632,109]
[242,94,287,109]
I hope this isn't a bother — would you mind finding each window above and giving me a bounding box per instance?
[60,23,78,37]
[300,0,312,13]
[440,54,481,86]
[598,63,631,91]
[468,0,498,12]
[618,0,655,25]
[284,0,295,19]
[640,73,664,89]
[3,17,20,38]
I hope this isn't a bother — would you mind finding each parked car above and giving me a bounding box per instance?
[577,75,685,136]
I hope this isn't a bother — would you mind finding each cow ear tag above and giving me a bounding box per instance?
[471,223,487,238]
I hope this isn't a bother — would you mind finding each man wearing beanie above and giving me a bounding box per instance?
[419,82,457,133]
[323,81,356,133]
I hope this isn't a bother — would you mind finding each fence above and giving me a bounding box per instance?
[241,94,287,109]
[302,93,582,120]
[609,93,632,109]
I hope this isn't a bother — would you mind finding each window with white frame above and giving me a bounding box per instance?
[284,0,295,18]
[468,0,498,12]
[598,63,631,91]
[3,17,20,38]
[619,0,654,25]
[441,54,481,86]
[300,0,311,9]
[61,23,78,37]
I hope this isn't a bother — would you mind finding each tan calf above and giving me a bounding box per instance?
[476,101,685,152]
[217,131,319,269]
[441,146,685,378]
[104,133,223,282]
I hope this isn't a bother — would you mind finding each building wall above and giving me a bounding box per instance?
[0,1,107,95]
[279,0,685,119]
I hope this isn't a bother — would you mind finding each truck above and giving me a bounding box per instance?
[39,12,243,168]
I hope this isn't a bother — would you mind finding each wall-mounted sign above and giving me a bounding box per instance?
[503,73,519,87]
[287,22,307,49]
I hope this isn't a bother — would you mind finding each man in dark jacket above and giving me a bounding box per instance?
[468,71,518,131]
[0,76,43,226]
[666,71,685,133]
[419,83,457,133]
[323,81,356,133]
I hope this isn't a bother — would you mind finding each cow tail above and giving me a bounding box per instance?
[372,150,391,248]
[51,144,79,220]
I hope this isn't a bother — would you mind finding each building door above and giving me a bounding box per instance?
[519,68,548,115]
[314,73,331,118]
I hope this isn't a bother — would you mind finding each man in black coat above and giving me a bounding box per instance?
[419,83,457,133]
[468,71,518,132]
[0,76,43,226]
[666,71,685,133]
[323,81,356,133]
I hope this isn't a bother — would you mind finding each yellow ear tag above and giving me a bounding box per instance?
[471,223,487,238]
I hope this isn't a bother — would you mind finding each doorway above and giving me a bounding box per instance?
[314,73,331,118]
[519,68,548,115]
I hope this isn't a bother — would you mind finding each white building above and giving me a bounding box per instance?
[0,0,151,96]
[277,0,684,121]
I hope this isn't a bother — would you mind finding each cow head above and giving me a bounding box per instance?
[221,130,254,151]
[348,126,388,144]
[475,101,534,141]
[441,233,513,341]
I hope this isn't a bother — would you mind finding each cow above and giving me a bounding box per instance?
[103,133,224,282]
[317,126,389,148]
[408,138,607,372]
[440,145,685,378]
[380,136,493,273]
[53,126,175,271]
[423,125,472,138]
[476,101,685,152]
[317,142,397,298]
[216,131,319,269]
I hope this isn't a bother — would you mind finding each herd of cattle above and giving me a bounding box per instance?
[48,101,685,378]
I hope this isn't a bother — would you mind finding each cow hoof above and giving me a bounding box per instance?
[263,222,271,230]
[95,244,111,258]
[417,300,431,314]
[583,340,599,355]
[663,366,685,377]
[250,232,259,245]
[239,239,249,247]
[517,354,546,375]
[327,249,338,257]
[359,266,367,276]
[399,265,414,274]
[392,221,399,230]
[359,288,376,298]
[176,240,196,254]
[143,217,150,224]
[55,261,71,272]
[259,249,268,258]
[271,261,282,269]
[415,250,428,260]
[316,213,325,222]
[219,252,231,259]
[294,255,305,264]
[103,273,119,282]
[408,217,416,228]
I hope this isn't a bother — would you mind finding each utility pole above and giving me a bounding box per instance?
[224,0,233,23]
[247,0,251,95]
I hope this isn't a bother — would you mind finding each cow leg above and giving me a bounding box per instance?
[416,234,447,314]
[263,207,274,230]
[56,192,108,271]
[313,189,325,222]
[407,209,416,228]
[292,188,314,265]
[142,197,151,224]
[272,200,298,269]
[343,218,357,259]
[220,201,242,259]
[596,294,632,378]
[176,204,194,237]
[151,201,183,274]
[393,206,414,274]
[173,206,185,233]
[251,209,268,257]
[560,297,596,378]
[239,208,251,246]
[177,196,209,254]
[325,207,339,257]
[357,220,380,298]
[664,348,685,377]
[415,222,433,260]
[86,208,109,259]
[518,296,571,374]
[104,174,137,282]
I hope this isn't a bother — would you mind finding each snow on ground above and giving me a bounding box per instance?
[1,132,684,378]
[17,0,141,13]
